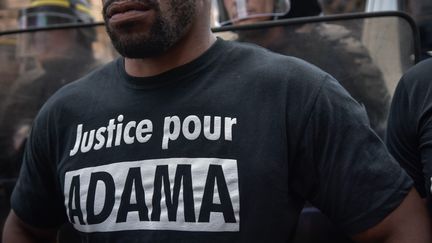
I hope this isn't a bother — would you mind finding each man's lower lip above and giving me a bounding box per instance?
[109,10,152,24]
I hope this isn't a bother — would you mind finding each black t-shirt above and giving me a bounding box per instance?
[386,58,432,212]
[12,38,412,242]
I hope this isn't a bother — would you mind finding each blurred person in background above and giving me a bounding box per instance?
[0,0,98,241]
[0,0,97,175]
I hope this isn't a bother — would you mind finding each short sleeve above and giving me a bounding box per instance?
[294,76,413,235]
[417,84,432,211]
[386,80,426,197]
[419,123,432,213]
[11,109,67,228]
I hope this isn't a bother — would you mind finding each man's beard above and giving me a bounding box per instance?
[103,0,196,58]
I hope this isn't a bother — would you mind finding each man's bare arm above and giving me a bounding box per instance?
[353,187,432,243]
[2,210,57,243]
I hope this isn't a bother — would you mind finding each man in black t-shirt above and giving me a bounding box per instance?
[2,0,431,242]
[386,58,432,215]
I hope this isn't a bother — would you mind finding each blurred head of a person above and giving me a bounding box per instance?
[17,0,95,64]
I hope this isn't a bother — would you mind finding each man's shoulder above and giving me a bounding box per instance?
[74,59,118,87]
[37,59,118,116]
[401,58,432,89]
[226,39,305,64]
[224,39,328,83]
[52,59,117,98]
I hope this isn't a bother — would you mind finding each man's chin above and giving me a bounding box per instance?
[121,49,165,59]
[111,38,169,59]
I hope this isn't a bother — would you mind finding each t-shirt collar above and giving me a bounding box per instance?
[117,38,226,90]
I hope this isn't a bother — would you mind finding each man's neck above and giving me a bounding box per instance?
[124,31,217,77]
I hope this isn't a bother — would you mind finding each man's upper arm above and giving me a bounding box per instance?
[11,105,67,228]
[2,210,58,243]
[352,188,432,243]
